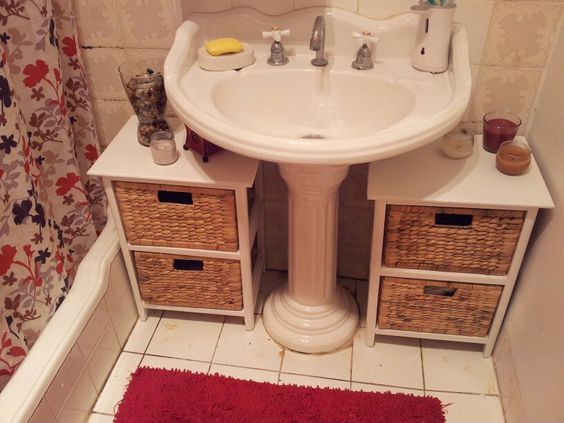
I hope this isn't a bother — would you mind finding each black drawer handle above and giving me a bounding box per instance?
[424,286,457,297]
[434,213,473,227]
[173,259,203,271]
[158,190,193,205]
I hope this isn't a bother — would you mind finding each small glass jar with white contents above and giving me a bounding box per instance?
[440,128,474,159]
[150,130,178,165]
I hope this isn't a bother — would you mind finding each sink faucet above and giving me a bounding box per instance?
[310,15,328,66]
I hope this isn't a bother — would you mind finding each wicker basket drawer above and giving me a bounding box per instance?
[115,181,238,251]
[134,252,242,310]
[378,277,502,337]
[383,205,524,275]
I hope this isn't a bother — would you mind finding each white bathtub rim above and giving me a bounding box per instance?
[0,213,120,423]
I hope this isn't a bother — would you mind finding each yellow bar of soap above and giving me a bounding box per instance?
[205,38,243,56]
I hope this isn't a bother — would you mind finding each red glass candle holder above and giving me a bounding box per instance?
[483,111,521,153]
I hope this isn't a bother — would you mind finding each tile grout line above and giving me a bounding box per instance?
[143,310,164,355]
[420,338,427,396]
[207,316,227,374]
[277,345,286,384]
[349,321,355,390]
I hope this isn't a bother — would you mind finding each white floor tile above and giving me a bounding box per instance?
[431,392,505,423]
[92,352,142,415]
[422,340,499,394]
[123,309,163,353]
[87,272,508,422]
[254,271,285,314]
[213,316,282,371]
[281,347,352,381]
[146,311,224,362]
[351,382,424,396]
[87,413,114,423]
[279,373,351,390]
[140,355,210,373]
[352,330,423,389]
[209,364,279,383]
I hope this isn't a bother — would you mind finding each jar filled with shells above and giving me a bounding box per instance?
[119,59,170,146]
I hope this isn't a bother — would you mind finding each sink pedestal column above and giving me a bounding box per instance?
[263,164,359,353]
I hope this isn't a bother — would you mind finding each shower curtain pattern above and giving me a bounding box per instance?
[0,0,105,389]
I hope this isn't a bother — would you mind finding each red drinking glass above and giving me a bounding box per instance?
[483,111,521,153]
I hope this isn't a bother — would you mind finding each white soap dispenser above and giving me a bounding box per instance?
[411,2,457,73]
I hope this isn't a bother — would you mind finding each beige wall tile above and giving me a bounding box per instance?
[294,0,358,12]
[124,48,170,72]
[264,200,288,240]
[29,400,56,423]
[82,48,127,100]
[58,368,98,422]
[44,345,86,416]
[482,2,563,67]
[338,206,373,247]
[118,0,181,48]
[462,64,481,122]
[455,0,494,65]
[87,323,121,393]
[231,0,293,15]
[180,0,232,16]
[73,0,123,46]
[92,100,133,147]
[469,65,542,131]
[337,243,370,279]
[358,0,413,19]
[265,236,288,270]
[339,163,371,209]
[262,162,287,201]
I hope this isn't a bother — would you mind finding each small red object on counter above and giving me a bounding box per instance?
[183,125,223,162]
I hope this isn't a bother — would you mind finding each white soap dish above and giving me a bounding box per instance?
[198,43,255,71]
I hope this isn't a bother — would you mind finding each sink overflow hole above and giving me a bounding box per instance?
[302,134,326,139]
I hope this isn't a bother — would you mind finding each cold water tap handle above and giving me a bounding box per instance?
[352,31,379,45]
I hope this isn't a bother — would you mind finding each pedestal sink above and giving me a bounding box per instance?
[165,7,471,353]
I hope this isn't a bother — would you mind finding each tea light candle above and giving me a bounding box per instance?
[150,131,178,165]
[440,128,474,159]
[496,140,531,176]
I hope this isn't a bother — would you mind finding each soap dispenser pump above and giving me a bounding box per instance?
[411,3,456,73]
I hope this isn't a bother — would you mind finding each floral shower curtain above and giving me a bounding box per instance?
[0,0,106,389]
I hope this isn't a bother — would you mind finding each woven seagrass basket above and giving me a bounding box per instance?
[378,277,502,337]
[114,181,238,251]
[134,252,242,310]
[383,205,524,275]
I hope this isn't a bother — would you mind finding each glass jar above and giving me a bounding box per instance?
[440,128,474,159]
[496,140,531,176]
[150,130,178,165]
[119,58,170,146]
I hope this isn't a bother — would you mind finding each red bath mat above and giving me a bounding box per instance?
[115,367,445,423]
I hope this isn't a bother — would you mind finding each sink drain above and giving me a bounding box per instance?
[301,134,325,139]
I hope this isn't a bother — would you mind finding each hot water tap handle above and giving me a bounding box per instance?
[352,31,380,46]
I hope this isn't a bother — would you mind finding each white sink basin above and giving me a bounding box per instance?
[165,7,471,165]
[212,68,416,139]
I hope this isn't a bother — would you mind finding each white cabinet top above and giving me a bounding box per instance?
[89,117,259,188]
[367,136,554,209]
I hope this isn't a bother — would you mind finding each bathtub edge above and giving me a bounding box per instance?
[0,214,120,422]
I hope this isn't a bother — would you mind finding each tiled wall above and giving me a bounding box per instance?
[75,0,564,279]
[30,252,138,423]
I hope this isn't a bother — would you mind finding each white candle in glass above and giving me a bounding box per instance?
[150,131,178,165]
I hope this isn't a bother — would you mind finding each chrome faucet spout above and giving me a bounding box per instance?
[310,15,328,66]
